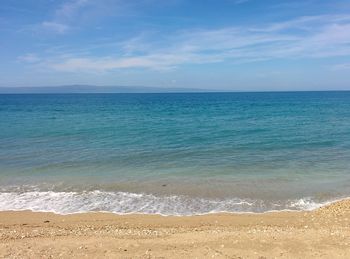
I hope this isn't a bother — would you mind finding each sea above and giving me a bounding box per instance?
[0,92,350,215]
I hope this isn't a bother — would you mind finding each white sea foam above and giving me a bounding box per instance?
[0,191,338,215]
[288,198,327,211]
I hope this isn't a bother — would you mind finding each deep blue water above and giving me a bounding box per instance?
[0,92,350,214]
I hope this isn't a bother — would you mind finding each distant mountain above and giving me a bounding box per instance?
[0,85,211,94]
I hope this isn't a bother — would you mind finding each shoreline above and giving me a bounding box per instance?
[1,199,350,258]
[0,194,344,217]
[0,190,341,215]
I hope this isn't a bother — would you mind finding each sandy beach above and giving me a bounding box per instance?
[0,200,349,258]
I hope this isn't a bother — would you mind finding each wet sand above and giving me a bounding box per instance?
[1,199,350,258]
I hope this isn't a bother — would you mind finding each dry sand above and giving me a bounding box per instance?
[1,199,350,258]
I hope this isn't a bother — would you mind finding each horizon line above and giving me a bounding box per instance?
[1,89,350,94]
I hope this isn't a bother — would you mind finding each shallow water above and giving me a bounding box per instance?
[1,92,350,214]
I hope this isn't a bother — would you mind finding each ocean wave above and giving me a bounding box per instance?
[0,191,337,215]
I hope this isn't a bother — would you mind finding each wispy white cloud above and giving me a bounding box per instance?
[49,54,193,72]
[25,14,350,72]
[39,0,90,33]
[331,63,350,70]
[17,53,41,63]
[55,0,89,19]
[41,21,70,34]
[37,0,152,34]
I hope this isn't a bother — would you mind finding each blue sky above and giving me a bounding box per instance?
[1,0,350,90]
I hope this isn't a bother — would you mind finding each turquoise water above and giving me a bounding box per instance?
[1,92,350,214]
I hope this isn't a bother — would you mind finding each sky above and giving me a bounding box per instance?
[1,0,350,91]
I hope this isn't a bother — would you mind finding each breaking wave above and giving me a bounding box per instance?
[0,191,337,215]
